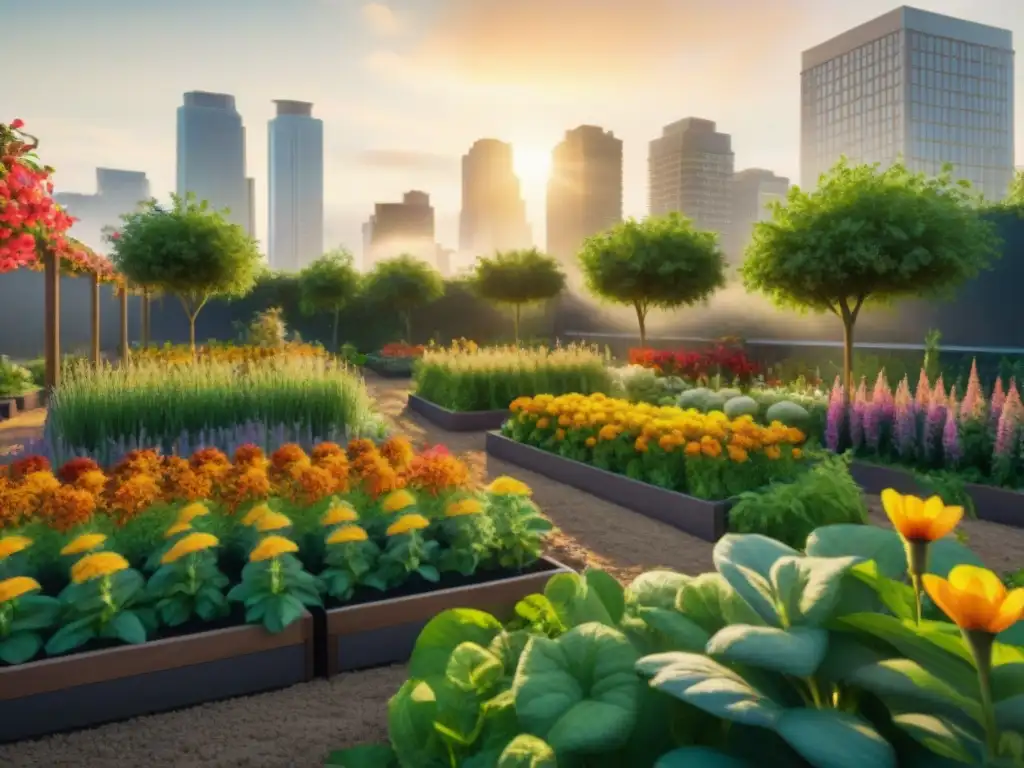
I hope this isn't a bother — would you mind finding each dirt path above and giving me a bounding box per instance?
[1,375,1021,767]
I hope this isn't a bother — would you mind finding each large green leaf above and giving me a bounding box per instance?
[513,623,641,755]
[849,659,983,725]
[774,708,897,768]
[628,570,690,610]
[386,680,448,768]
[993,663,1024,701]
[713,534,799,626]
[845,561,916,621]
[324,744,399,767]
[0,632,42,665]
[890,713,984,765]
[409,609,503,680]
[636,651,782,729]
[995,694,1024,732]
[676,573,765,635]
[805,525,982,580]
[706,625,828,678]
[446,642,504,695]
[769,555,860,628]
[586,569,626,625]
[496,735,557,767]
[544,573,615,629]
[655,747,755,767]
[636,607,711,652]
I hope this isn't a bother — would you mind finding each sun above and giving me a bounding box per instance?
[512,146,552,186]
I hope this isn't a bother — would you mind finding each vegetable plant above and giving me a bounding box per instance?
[145,532,230,626]
[227,535,323,633]
[320,524,381,602]
[365,514,440,590]
[0,576,60,664]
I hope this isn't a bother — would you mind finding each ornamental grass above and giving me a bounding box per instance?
[131,341,327,366]
[414,342,613,412]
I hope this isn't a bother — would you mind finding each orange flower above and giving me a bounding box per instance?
[270,443,307,470]
[380,436,415,470]
[726,445,749,463]
[359,456,403,497]
[311,441,344,462]
[108,473,162,524]
[113,449,163,479]
[293,465,337,505]
[923,565,1024,635]
[40,486,97,532]
[234,443,267,468]
[74,469,109,497]
[585,436,597,448]
[346,438,378,462]
[881,490,963,542]
[190,447,230,470]
[220,466,272,512]
[161,457,213,502]
[315,453,351,492]
[9,455,51,480]
[404,453,470,496]
[56,457,101,484]
[684,441,701,456]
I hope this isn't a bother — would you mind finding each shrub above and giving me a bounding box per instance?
[764,400,811,429]
[724,395,759,419]
[0,357,36,397]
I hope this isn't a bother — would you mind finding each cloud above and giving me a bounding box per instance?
[361,2,402,36]
[355,149,458,173]
[362,49,407,77]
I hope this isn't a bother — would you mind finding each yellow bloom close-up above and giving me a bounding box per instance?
[386,513,430,536]
[60,532,107,556]
[326,525,370,545]
[164,521,193,538]
[445,498,483,518]
[0,535,33,560]
[241,503,274,526]
[486,476,531,496]
[70,551,130,584]
[922,565,1024,635]
[177,502,211,524]
[161,532,220,564]
[321,499,359,526]
[254,510,293,532]
[381,489,416,514]
[881,489,964,542]
[249,535,299,562]
[0,575,41,603]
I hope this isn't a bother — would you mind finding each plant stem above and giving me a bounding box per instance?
[911,573,923,625]
[804,677,825,708]
[965,629,1000,760]
[905,539,930,625]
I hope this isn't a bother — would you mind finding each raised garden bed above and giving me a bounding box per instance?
[362,361,414,379]
[14,389,42,412]
[321,556,570,674]
[486,431,731,542]
[0,612,315,743]
[408,394,509,432]
[0,400,15,421]
[850,461,1023,529]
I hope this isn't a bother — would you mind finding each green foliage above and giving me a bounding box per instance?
[578,213,727,346]
[727,454,868,549]
[226,551,322,633]
[763,400,810,430]
[0,592,61,665]
[0,356,35,397]
[108,193,263,348]
[723,396,759,420]
[45,567,151,656]
[472,249,565,343]
[299,250,361,351]
[145,546,231,627]
[362,255,445,343]
[241,306,289,348]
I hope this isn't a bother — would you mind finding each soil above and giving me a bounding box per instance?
[1,375,1022,767]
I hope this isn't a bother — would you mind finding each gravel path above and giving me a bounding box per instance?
[1,375,1021,767]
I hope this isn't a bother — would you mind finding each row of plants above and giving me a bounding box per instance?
[0,439,554,664]
[363,342,426,376]
[131,340,327,365]
[502,393,809,500]
[329,491,1024,767]
[0,356,37,399]
[414,342,613,413]
[628,342,761,387]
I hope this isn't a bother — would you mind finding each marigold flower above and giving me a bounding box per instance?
[0,576,41,603]
[0,535,32,560]
[923,565,1024,635]
[405,453,471,495]
[9,455,51,479]
[326,525,369,545]
[60,532,107,555]
[486,476,531,496]
[162,532,220,564]
[386,513,430,536]
[241,502,274,526]
[380,436,415,470]
[71,551,130,583]
[190,447,230,469]
[108,473,162,525]
[311,441,344,461]
[536,417,550,429]
[41,485,97,532]
[792,448,803,459]
[57,457,101,484]
[346,438,378,460]
[321,499,359,525]
[74,469,108,496]
[585,436,597,448]
[249,535,299,562]
[881,490,963,542]
[293,465,337,505]
[727,444,749,463]
[255,510,293,532]
[684,441,701,456]
[234,443,267,467]
[382,489,416,514]
[446,498,483,517]
[763,445,782,460]
[270,443,307,470]
[164,521,193,538]
[177,501,211,524]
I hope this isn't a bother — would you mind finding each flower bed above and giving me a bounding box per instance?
[0,439,556,740]
[363,343,424,379]
[629,340,760,386]
[131,341,327,365]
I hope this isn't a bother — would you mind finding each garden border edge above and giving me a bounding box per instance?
[407,394,509,432]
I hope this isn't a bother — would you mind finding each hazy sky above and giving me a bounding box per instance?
[8,0,1023,258]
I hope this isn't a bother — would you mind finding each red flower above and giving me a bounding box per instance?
[9,119,23,130]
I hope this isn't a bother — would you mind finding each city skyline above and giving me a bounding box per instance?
[268,100,324,272]
[9,0,1024,260]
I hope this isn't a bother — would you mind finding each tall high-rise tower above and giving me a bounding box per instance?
[268,100,324,272]
[459,139,532,259]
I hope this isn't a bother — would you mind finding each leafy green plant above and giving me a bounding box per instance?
[0,356,35,397]
[362,255,445,343]
[299,250,361,351]
[244,306,289,348]
[727,453,868,548]
[485,492,554,572]
[472,249,565,344]
[364,515,441,591]
[0,577,61,664]
[319,524,381,602]
[145,532,230,627]
[227,535,322,633]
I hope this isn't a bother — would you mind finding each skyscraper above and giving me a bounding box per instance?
[801,6,1014,199]
[459,139,531,259]
[54,168,151,251]
[730,169,790,263]
[546,126,623,265]
[268,100,324,272]
[176,91,250,233]
[648,118,734,240]
[364,191,436,269]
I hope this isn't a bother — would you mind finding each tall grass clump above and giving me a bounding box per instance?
[414,343,612,411]
[45,357,385,458]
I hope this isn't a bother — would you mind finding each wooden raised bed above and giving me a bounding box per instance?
[14,389,42,412]
[407,394,509,432]
[0,612,315,743]
[486,432,732,542]
[323,556,570,675]
[850,461,1023,529]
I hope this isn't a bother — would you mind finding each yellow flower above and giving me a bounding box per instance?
[0,535,32,560]
[486,476,531,496]
[585,436,597,448]
[71,551,130,584]
[446,498,483,517]
[326,525,369,545]
[177,502,211,524]
[881,490,963,542]
[161,532,220,564]
[60,532,107,556]
[381,489,416,514]
[254,510,293,532]
[321,499,359,526]
[727,445,749,463]
[386,513,430,536]
[0,576,41,603]
[241,503,274,526]
[764,445,782,460]
[792,448,803,459]
[536,417,550,429]
[684,441,701,456]
[249,535,299,562]
[164,521,193,538]
[922,565,1024,635]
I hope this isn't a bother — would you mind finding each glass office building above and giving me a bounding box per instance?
[801,6,1014,201]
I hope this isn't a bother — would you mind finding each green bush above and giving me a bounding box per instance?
[724,395,759,419]
[0,356,36,397]
[764,399,811,429]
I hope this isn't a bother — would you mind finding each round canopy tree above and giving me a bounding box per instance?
[578,213,726,348]
[298,248,361,351]
[361,254,444,343]
[741,159,1001,400]
[108,193,262,350]
[472,248,565,343]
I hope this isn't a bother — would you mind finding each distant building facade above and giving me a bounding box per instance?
[459,139,532,259]
[363,191,436,268]
[730,169,790,263]
[54,167,151,252]
[801,6,1014,199]
[546,126,623,265]
[268,100,324,272]
[176,91,250,233]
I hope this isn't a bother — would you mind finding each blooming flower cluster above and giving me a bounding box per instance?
[132,341,327,366]
[628,342,760,386]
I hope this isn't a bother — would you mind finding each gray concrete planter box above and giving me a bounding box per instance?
[0,612,315,743]
[322,556,570,675]
[408,394,509,432]
[850,461,1023,529]
[486,431,732,542]
[362,361,414,379]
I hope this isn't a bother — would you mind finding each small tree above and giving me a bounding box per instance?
[472,248,565,344]
[361,255,444,343]
[578,213,726,348]
[109,193,261,351]
[298,249,361,351]
[742,159,1000,401]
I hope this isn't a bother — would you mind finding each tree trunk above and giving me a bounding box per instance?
[332,308,340,351]
[188,314,197,354]
[403,311,412,344]
[634,301,647,349]
[841,313,856,405]
[513,304,521,345]
[44,248,60,391]
[90,273,101,367]
[119,284,129,362]
[142,290,151,348]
